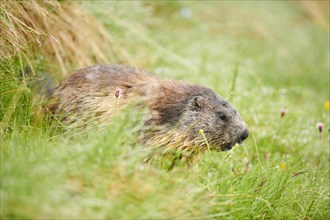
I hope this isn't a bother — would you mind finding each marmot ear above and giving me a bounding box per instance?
[189,96,205,110]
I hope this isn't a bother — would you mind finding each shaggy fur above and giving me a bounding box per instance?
[47,64,248,153]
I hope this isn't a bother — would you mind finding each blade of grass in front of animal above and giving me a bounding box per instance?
[252,133,260,163]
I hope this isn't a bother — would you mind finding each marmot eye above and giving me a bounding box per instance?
[217,112,227,120]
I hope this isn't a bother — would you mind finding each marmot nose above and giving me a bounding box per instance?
[240,129,249,142]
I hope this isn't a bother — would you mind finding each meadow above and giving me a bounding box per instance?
[1,1,329,219]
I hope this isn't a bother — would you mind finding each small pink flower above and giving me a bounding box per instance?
[115,88,122,98]
[316,122,324,133]
[280,108,288,118]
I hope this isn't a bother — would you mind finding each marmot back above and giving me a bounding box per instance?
[47,64,248,154]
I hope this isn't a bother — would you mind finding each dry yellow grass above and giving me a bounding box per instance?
[300,0,329,30]
[0,1,128,76]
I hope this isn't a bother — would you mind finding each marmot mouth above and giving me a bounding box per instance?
[219,142,235,151]
[220,138,247,151]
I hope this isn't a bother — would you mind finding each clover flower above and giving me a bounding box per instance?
[115,88,122,98]
[316,122,324,133]
[280,108,288,118]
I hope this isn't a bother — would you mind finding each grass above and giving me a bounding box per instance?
[1,1,329,219]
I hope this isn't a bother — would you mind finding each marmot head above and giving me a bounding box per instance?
[151,83,248,151]
[181,90,249,151]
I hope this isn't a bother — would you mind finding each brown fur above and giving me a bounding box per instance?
[47,64,248,153]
